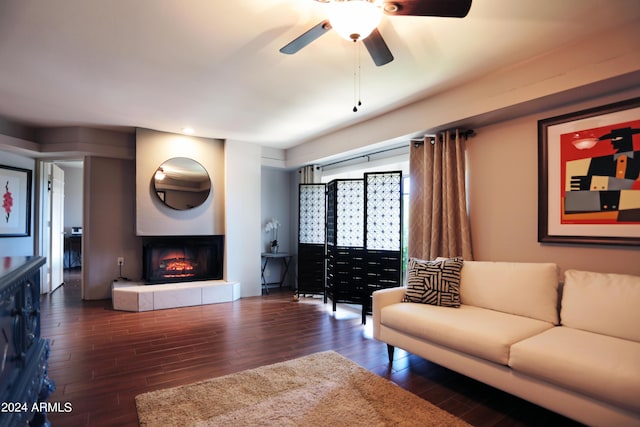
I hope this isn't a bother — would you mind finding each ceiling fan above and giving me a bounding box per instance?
[280,0,472,66]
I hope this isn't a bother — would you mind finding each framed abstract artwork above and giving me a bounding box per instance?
[538,97,640,246]
[0,165,32,237]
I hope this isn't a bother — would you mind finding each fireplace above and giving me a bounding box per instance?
[142,235,224,284]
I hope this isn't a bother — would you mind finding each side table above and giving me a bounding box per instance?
[261,253,292,294]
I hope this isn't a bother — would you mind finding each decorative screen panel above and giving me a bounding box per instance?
[297,171,402,318]
[365,172,402,251]
[299,184,326,244]
[327,181,336,246]
[336,180,364,247]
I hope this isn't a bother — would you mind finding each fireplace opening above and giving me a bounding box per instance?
[143,235,223,284]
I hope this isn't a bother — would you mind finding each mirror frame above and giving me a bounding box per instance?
[152,157,211,210]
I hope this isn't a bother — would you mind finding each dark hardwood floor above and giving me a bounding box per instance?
[38,270,583,427]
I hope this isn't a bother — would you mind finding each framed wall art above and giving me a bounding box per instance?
[538,97,640,246]
[0,165,32,237]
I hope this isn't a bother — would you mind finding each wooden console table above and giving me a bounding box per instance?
[261,253,292,294]
[0,256,54,427]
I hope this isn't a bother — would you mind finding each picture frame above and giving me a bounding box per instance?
[0,165,32,237]
[538,97,640,246]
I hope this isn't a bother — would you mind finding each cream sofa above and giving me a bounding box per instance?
[372,261,640,427]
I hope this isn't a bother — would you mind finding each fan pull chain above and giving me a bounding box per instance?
[353,41,362,112]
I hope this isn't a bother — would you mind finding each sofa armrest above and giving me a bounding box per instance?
[372,287,406,339]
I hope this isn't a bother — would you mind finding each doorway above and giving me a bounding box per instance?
[37,160,83,294]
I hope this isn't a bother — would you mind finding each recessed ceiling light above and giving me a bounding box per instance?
[182,127,195,135]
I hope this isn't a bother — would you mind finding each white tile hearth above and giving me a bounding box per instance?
[112,280,240,312]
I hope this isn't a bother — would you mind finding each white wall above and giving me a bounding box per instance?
[0,150,35,256]
[58,162,83,234]
[320,151,409,182]
[83,156,141,299]
[136,128,225,236]
[286,21,640,168]
[261,167,293,288]
[288,169,301,290]
[261,167,291,253]
[277,21,640,281]
[226,140,262,297]
[467,89,640,277]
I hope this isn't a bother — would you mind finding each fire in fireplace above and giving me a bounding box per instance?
[142,235,224,284]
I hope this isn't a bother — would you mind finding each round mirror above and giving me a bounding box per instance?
[153,157,211,210]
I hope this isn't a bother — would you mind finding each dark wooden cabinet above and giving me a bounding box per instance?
[0,256,54,427]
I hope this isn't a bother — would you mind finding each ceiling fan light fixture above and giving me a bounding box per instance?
[327,0,383,41]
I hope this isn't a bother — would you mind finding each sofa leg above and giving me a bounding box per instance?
[387,344,394,363]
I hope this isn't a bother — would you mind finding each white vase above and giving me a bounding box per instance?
[271,245,279,254]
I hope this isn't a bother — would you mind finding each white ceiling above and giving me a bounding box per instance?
[0,0,639,150]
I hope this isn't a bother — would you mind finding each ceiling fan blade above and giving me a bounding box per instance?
[280,20,332,54]
[383,0,472,18]
[363,28,394,66]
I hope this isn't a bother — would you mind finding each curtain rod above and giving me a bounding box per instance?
[319,144,410,169]
[411,129,476,146]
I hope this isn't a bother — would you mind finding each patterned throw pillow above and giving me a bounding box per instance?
[403,257,464,307]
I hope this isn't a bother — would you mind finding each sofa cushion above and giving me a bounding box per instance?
[561,269,640,342]
[509,326,640,412]
[403,257,463,307]
[380,303,554,365]
[459,261,559,324]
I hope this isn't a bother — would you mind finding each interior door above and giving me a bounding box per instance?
[50,164,65,292]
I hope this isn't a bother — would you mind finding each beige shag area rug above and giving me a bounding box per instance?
[135,351,470,427]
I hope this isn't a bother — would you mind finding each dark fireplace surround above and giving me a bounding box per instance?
[142,235,224,284]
